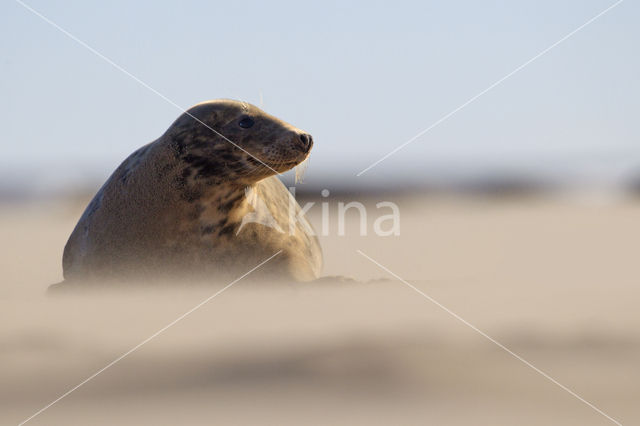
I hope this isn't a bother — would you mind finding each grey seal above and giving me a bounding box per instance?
[54,99,322,289]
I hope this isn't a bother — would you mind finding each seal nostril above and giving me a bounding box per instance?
[298,133,312,150]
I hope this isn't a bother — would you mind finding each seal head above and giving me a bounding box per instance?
[170,100,313,184]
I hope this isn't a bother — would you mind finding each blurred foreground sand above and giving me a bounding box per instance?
[1,193,639,425]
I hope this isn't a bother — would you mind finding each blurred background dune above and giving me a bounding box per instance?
[2,0,639,425]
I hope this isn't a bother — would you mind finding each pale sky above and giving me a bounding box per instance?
[1,0,639,192]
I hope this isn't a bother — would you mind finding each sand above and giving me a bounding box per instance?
[1,193,639,425]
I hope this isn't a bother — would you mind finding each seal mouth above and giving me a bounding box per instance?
[277,159,305,171]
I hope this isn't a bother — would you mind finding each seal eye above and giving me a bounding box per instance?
[238,117,254,129]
